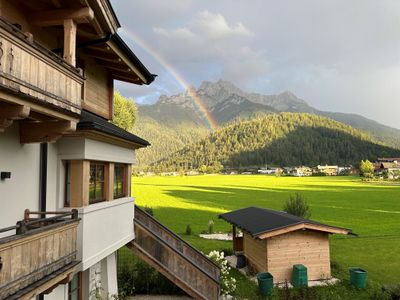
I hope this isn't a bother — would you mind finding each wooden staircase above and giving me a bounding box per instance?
[127,206,221,300]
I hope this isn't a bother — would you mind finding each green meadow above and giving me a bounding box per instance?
[131,175,400,285]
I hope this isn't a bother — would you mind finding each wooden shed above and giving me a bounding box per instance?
[219,207,353,283]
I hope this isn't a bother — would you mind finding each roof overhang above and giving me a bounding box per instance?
[255,223,353,239]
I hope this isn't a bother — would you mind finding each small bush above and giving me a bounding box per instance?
[143,206,154,216]
[283,193,311,218]
[383,285,400,300]
[221,248,234,257]
[185,224,192,235]
[208,220,214,234]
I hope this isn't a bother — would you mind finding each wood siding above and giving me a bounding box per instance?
[0,220,79,299]
[0,18,83,115]
[266,230,331,283]
[82,56,113,119]
[243,233,267,272]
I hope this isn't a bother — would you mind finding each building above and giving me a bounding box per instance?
[315,165,338,176]
[0,1,219,299]
[376,162,400,178]
[220,207,353,283]
[292,166,312,177]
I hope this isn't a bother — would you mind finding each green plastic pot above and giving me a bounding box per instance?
[257,272,274,297]
[349,267,368,288]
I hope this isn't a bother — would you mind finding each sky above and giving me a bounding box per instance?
[111,0,400,129]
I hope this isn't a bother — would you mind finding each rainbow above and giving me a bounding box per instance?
[120,29,218,130]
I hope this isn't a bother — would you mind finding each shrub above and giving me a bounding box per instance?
[185,224,192,235]
[143,206,154,216]
[208,220,214,234]
[283,193,311,218]
[207,250,236,296]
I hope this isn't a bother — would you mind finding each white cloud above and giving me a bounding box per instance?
[190,11,254,39]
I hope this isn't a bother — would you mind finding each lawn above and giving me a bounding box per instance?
[131,175,400,285]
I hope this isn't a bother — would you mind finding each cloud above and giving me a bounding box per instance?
[111,0,400,128]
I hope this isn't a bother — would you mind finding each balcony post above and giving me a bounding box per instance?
[63,19,77,66]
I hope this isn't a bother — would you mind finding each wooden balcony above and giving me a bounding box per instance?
[0,210,80,300]
[0,17,83,116]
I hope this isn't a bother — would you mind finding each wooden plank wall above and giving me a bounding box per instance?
[266,230,331,283]
[0,25,83,114]
[0,221,79,299]
[243,233,267,272]
[82,56,113,119]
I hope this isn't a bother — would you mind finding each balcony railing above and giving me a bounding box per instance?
[0,210,80,300]
[0,17,83,115]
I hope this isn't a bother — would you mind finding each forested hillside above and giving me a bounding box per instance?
[132,116,209,166]
[154,113,400,171]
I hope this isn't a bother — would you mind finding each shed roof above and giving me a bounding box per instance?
[219,207,352,239]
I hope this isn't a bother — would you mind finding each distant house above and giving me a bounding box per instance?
[258,168,281,175]
[315,165,338,176]
[377,157,400,163]
[292,166,312,177]
[220,207,353,283]
[377,162,400,178]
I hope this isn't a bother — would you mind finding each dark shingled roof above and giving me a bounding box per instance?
[219,207,352,237]
[77,110,150,147]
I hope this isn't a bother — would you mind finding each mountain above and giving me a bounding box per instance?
[155,113,400,171]
[138,80,400,149]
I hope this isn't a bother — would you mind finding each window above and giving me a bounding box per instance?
[114,164,125,198]
[89,163,105,204]
[68,272,81,300]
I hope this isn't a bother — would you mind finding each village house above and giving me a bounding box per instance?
[0,1,219,299]
[314,165,338,176]
[220,207,353,284]
[291,166,312,177]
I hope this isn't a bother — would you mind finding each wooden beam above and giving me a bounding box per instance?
[64,19,77,66]
[50,0,62,8]
[20,120,77,143]
[83,48,117,61]
[0,103,30,132]
[29,7,94,27]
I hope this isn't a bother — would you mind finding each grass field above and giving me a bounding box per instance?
[131,175,400,285]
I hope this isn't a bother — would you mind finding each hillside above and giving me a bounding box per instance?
[138,80,400,150]
[132,116,209,166]
[155,113,400,170]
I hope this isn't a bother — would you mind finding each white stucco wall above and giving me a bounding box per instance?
[60,197,135,272]
[57,136,136,164]
[0,123,40,238]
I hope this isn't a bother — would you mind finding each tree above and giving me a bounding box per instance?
[112,91,137,131]
[359,160,374,177]
[283,193,311,218]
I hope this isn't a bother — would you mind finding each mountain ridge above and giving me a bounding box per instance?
[138,80,400,149]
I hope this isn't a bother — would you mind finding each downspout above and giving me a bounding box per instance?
[38,143,47,300]
[39,143,48,217]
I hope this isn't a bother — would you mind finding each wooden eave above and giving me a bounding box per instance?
[82,42,149,85]
[256,223,352,240]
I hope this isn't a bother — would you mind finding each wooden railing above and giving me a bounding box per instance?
[130,206,220,300]
[0,210,80,300]
[0,18,83,115]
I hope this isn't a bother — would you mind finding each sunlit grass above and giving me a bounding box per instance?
[132,175,400,284]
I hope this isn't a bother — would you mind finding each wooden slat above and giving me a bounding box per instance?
[129,207,220,300]
[0,221,79,299]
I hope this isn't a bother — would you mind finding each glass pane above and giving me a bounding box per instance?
[95,182,104,200]
[70,290,78,300]
[97,165,104,181]
[89,183,95,200]
[90,165,96,184]
[70,274,78,290]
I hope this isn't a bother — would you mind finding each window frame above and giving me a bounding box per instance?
[68,272,82,300]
